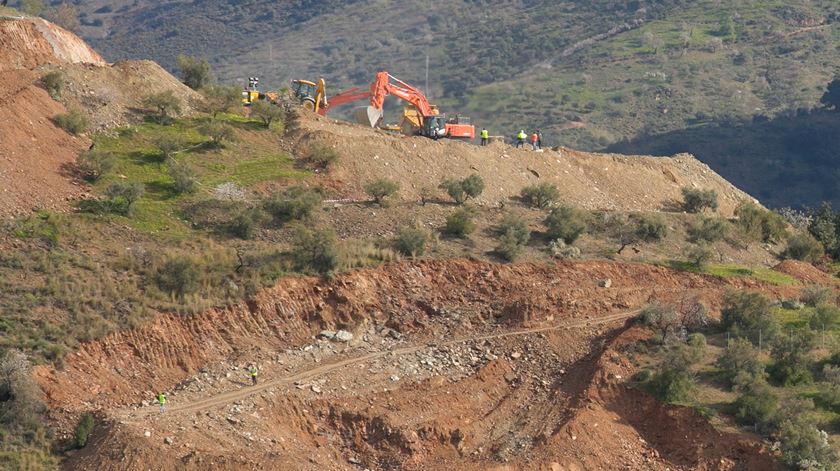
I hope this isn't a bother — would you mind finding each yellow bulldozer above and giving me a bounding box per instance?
[290,78,327,113]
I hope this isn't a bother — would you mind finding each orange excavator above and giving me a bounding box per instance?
[356,71,475,140]
[317,87,370,116]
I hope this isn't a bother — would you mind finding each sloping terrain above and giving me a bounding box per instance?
[288,112,756,216]
[67,0,840,208]
[35,259,791,470]
[0,15,201,219]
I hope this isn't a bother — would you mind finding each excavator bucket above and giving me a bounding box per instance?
[353,106,383,128]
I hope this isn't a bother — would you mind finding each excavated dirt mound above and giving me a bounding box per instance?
[287,112,757,216]
[773,259,839,285]
[0,69,91,218]
[0,16,103,71]
[51,60,203,131]
[37,259,793,470]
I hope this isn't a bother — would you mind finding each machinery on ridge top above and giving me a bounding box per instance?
[356,71,475,140]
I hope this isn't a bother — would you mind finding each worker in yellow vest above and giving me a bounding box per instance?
[156,392,166,413]
[249,365,258,386]
[516,130,526,148]
[480,128,489,146]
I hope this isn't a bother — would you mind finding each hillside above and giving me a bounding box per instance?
[56,0,840,208]
[4,11,840,471]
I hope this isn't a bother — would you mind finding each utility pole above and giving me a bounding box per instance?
[425,54,430,99]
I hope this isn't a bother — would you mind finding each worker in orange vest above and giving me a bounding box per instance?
[530,131,539,150]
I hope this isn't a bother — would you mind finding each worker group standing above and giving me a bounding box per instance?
[515,129,542,150]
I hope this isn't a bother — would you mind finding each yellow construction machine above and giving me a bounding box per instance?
[241,77,279,105]
[290,78,327,113]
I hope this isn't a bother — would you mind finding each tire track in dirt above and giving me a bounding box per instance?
[124,310,637,418]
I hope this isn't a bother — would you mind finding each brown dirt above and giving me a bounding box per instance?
[36,259,793,470]
[287,111,757,216]
[0,16,202,218]
[773,259,839,285]
[52,60,204,131]
[0,68,91,219]
[0,16,103,71]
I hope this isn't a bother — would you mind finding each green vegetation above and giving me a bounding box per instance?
[364,178,400,206]
[142,91,182,125]
[250,100,285,128]
[54,109,88,135]
[263,186,321,225]
[681,187,718,214]
[290,226,339,276]
[394,226,428,257]
[734,201,787,243]
[720,290,779,345]
[202,84,242,118]
[178,55,212,90]
[495,213,531,262]
[784,233,824,262]
[439,174,485,205]
[73,413,94,449]
[306,142,339,170]
[520,183,560,209]
[444,208,477,238]
[41,71,64,100]
[544,206,587,244]
[76,150,114,182]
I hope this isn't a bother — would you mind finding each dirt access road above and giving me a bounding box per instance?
[51,259,794,470]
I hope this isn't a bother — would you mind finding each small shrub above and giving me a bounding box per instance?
[444,208,477,238]
[768,328,816,386]
[439,179,467,204]
[801,285,834,308]
[76,150,114,181]
[689,216,728,243]
[732,373,778,427]
[419,185,436,206]
[227,209,263,239]
[721,290,780,346]
[202,84,242,117]
[364,178,400,206]
[154,134,186,161]
[439,174,484,204]
[290,226,339,275]
[650,341,704,403]
[395,226,428,257]
[168,160,198,194]
[104,181,145,213]
[495,213,531,262]
[778,415,839,468]
[42,71,64,99]
[54,109,88,135]
[681,187,718,213]
[784,233,824,262]
[641,302,679,343]
[549,239,581,258]
[76,197,129,216]
[250,100,285,128]
[74,413,94,448]
[716,338,765,386]
[520,183,560,209]
[544,206,586,244]
[142,91,182,124]
[199,121,237,147]
[461,174,485,199]
[178,55,212,90]
[307,143,339,170]
[734,201,787,243]
[263,186,321,225]
[809,304,840,330]
[156,256,200,297]
[687,243,713,268]
[635,213,668,242]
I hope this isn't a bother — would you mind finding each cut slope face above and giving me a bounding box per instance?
[0,69,90,218]
[0,16,104,70]
[36,259,791,470]
[289,112,756,216]
[0,15,201,218]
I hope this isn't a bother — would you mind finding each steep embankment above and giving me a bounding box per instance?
[288,112,757,216]
[37,259,793,470]
[0,15,201,219]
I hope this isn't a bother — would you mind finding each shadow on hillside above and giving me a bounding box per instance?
[607,110,840,209]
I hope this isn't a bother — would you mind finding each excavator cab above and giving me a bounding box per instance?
[422,115,448,140]
[291,78,327,112]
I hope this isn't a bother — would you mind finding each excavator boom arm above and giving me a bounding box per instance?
[369,71,436,117]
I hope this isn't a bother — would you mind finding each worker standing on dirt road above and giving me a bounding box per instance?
[516,130,527,148]
[530,131,539,150]
[537,130,543,149]
[249,365,258,386]
[480,128,489,146]
[156,392,166,413]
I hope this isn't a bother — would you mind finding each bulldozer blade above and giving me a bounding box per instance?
[353,106,383,128]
